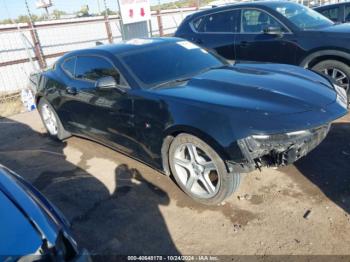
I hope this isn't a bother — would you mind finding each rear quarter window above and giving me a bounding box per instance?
[192,17,205,31]
[345,5,350,21]
[61,57,76,78]
[320,7,339,21]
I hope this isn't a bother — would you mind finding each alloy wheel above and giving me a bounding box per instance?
[41,104,58,135]
[173,143,220,198]
[323,67,349,93]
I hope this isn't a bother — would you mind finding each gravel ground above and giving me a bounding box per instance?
[0,111,349,257]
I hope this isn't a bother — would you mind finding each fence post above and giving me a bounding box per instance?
[28,21,46,69]
[148,19,153,37]
[104,15,113,43]
[156,10,164,36]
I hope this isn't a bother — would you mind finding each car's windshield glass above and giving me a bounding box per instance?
[271,2,334,30]
[119,41,227,88]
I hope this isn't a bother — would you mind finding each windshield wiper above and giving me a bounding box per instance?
[197,64,229,74]
[151,65,228,89]
[152,77,191,89]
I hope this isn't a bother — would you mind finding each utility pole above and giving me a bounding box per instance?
[103,0,113,43]
[97,0,101,15]
[103,0,108,16]
[25,0,47,68]
[44,6,49,17]
[24,0,33,23]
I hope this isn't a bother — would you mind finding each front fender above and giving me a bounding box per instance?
[162,100,246,163]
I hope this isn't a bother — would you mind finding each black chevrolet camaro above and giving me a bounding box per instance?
[34,38,347,205]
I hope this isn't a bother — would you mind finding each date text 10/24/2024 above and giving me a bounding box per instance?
[127,256,219,261]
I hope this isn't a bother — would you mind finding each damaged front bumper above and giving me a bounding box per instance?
[236,124,331,170]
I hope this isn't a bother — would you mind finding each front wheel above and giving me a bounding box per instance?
[312,60,350,100]
[169,133,240,205]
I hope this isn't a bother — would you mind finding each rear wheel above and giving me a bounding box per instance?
[169,133,240,205]
[312,60,350,99]
[38,98,71,140]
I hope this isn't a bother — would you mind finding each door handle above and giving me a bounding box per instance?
[240,41,249,48]
[66,86,77,95]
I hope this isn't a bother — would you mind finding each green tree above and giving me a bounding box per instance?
[104,8,117,16]
[52,9,67,19]
[78,5,90,17]
[0,18,13,25]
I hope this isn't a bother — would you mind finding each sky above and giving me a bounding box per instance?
[0,0,173,19]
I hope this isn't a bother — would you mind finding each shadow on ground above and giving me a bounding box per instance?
[294,122,350,214]
[0,117,180,255]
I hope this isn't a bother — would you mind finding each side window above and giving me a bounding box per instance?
[75,56,124,86]
[321,7,339,22]
[62,57,76,78]
[345,5,350,22]
[241,9,286,33]
[197,10,240,33]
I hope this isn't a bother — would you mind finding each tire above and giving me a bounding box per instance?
[312,60,350,100]
[169,133,240,205]
[37,98,71,141]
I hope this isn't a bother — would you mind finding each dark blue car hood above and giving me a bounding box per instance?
[0,191,43,256]
[315,23,350,33]
[154,63,337,116]
[0,166,64,257]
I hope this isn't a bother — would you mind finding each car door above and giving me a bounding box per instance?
[235,8,298,65]
[190,9,240,61]
[65,55,137,153]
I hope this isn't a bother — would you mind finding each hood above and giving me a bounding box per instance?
[154,64,336,116]
[315,23,350,34]
[304,23,350,39]
[0,190,43,257]
[0,166,61,254]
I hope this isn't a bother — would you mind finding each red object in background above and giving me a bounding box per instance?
[140,7,145,17]
[129,9,134,17]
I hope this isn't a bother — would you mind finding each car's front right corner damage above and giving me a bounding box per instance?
[236,124,331,172]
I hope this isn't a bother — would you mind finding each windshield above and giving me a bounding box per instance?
[119,41,227,88]
[271,2,334,30]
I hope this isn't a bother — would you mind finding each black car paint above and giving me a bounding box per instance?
[314,2,350,24]
[35,38,347,175]
[175,1,350,68]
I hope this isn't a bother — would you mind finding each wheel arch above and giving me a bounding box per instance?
[160,124,234,176]
[300,50,350,68]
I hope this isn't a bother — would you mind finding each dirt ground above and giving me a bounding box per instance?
[0,95,23,117]
[0,111,349,257]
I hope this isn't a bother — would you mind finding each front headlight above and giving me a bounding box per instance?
[252,129,311,141]
[237,124,330,164]
[241,130,311,159]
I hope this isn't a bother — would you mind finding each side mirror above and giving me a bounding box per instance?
[263,26,283,35]
[96,76,117,90]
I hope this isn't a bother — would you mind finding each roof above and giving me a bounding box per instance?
[66,37,181,57]
[189,1,296,17]
[314,1,349,9]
